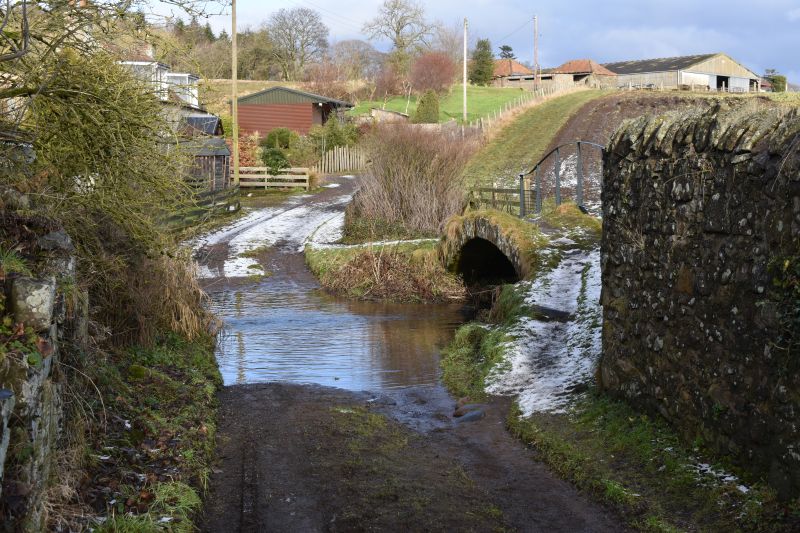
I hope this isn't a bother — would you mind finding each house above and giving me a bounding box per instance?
[236,87,353,136]
[491,59,535,88]
[551,59,617,88]
[603,53,760,92]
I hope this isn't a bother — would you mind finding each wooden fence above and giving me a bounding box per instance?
[313,145,367,175]
[238,167,310,190]
[166,185,241,229]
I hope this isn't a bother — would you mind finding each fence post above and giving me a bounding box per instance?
[576,142,583,206]
[518,173,526,218]
[554,146,562,206]
[534,166,542,214]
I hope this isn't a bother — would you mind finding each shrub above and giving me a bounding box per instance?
[308,118,359,151]
[350,125,477,235]
[261,148,290,175]
[413,90,440,124]
[410,52,457,94]
[375,65,403,98]
[262,127,299,149]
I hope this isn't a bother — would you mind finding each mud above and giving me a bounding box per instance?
[201,383,626,532]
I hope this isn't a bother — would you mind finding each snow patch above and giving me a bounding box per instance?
[485,250,602,414]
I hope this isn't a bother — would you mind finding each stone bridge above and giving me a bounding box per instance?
[439,211,538,286]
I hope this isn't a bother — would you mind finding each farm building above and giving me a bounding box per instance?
[237,87,353,136]
[603,53,760,92]
[492,59,535,88]
[551,59,617,88]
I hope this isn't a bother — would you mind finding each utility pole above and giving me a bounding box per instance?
[533,15,539,90]
[463,17,468,123]
[231,0,239,186]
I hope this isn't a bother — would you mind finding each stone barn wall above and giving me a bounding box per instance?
[599,103,800,497]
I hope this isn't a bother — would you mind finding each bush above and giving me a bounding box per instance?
[261,127,299,149]
[410,52,457,94]
[308,118,359,150]
[413,90,440,124]
[349,125,477,235]
[261,148,290,175]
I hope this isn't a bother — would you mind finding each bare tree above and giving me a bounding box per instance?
[363,0,432,72]
[410,52,457,93]
[431,22,463,64]
[330,39,382,81]
[266,7,329,81]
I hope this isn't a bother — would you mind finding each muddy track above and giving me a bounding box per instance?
[197,183,627,531]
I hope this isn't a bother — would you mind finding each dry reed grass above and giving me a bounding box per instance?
[350,125,478,235]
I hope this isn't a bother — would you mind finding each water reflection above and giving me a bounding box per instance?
[209,274,468,391]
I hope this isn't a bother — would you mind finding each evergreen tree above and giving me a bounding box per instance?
[204,23,216,42]
[499,45,515,59]
[469,38,494,86]
[413,90,439,123]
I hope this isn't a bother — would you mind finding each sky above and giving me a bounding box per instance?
[160,0,800,83]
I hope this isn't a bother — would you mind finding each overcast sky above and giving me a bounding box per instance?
[172,0,799,83]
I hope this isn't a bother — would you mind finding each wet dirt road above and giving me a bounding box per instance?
[194,178,626,532]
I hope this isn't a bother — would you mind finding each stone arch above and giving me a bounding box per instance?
[440,214,530,285]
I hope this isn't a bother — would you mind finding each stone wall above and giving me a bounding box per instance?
[599,103,800,497]
[0,219,88,530]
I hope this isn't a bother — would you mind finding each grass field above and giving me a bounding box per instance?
[348,84,529,124]
[462,90,607,187]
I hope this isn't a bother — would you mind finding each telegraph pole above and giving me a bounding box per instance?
[231,0,239,185]
[533,15,539,90]
[463,17,468,123]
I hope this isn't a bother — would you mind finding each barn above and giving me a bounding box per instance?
[551,59,617,88]
[603,53,760,92]
[237,87,353,137]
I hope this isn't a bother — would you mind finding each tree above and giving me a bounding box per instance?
[375,64,403,100]
[363,0,433,73]
[331,40,382,81]
[499,45,515,59]
[410,52,456,93]
[431,23,465,64]
[413,90,439,123]
[764,69,787,92]
[469,38,494,86]
[267,7,329,81]
[302,60,349,100]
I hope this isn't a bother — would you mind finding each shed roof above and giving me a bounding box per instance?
[181,137,230,157]
[184,114,224,136]
[493,59,534,78]
[553,59,616,76]
[603,54,718,75]
[238,86,352,107]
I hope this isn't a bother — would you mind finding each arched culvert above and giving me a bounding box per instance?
[456,237,520,287]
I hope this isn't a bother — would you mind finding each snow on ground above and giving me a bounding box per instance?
[485,249,602,415]
[194,190,354,279]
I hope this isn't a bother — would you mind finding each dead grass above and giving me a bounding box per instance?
[306,242,465,303]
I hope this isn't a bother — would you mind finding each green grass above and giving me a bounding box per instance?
[349,84,529,124]
[507,391,800,532]
[463,90,607,187]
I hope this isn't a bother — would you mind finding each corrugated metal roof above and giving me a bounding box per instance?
[603,53,718,75]
[238,86,353,107]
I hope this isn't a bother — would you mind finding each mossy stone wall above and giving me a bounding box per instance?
[600,104,800,497]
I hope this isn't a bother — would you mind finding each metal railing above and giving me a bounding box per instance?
[519,141,605,217]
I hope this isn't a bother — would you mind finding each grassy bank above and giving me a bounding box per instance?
[305,241,464,303]
[76,335,221,532]
[348,84,528,124]
[508,393,800,532]
[463,90,607,187]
